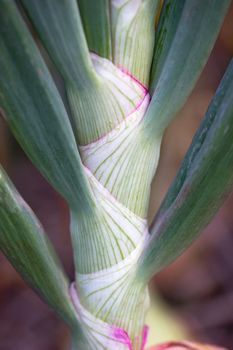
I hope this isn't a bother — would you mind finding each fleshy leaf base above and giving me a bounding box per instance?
[70,283,149,350]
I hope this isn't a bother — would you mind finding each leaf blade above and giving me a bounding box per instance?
[0,166,80,330]
[143,0,230,135]
[78,0,112,59]
[21,0,97,88]
[137,60,233,282]
[149,0,185,91]
[0,0,94,211]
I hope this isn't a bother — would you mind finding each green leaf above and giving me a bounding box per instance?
[21,0,97,88]
[137,60,233,282]
[143,0,230,136]
[78,0,112,59]
[0,1,94,211]
[0,166,81,330]
[149,0,185,91]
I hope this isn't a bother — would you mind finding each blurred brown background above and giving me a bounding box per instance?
[0,4,233,350]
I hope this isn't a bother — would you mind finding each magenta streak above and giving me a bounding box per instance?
[141,325,149,350]
[112,327,133,349]
[117,65,148,93]
[79,55,150,148]
[111,324,149,350]
[80,91,150,149]
[70,283,134,348]
[90,51,148,93]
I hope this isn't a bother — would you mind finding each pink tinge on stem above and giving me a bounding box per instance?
[117,64,149,93]
[70,282,135,349]
[147,340,228,350]
[141,325,149,350]
[112,326,133,350]
[80,91,150,150]
[112,324,149,350]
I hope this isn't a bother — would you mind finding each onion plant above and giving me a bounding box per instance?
[0,1,233,349]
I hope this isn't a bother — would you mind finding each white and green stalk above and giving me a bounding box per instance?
[67,3,160,347]
[0,1,232,350]
[69,57,158,349]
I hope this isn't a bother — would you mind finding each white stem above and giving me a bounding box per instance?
[69,55,161,349]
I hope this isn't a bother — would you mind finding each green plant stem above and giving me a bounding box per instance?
[0,1,231,349]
